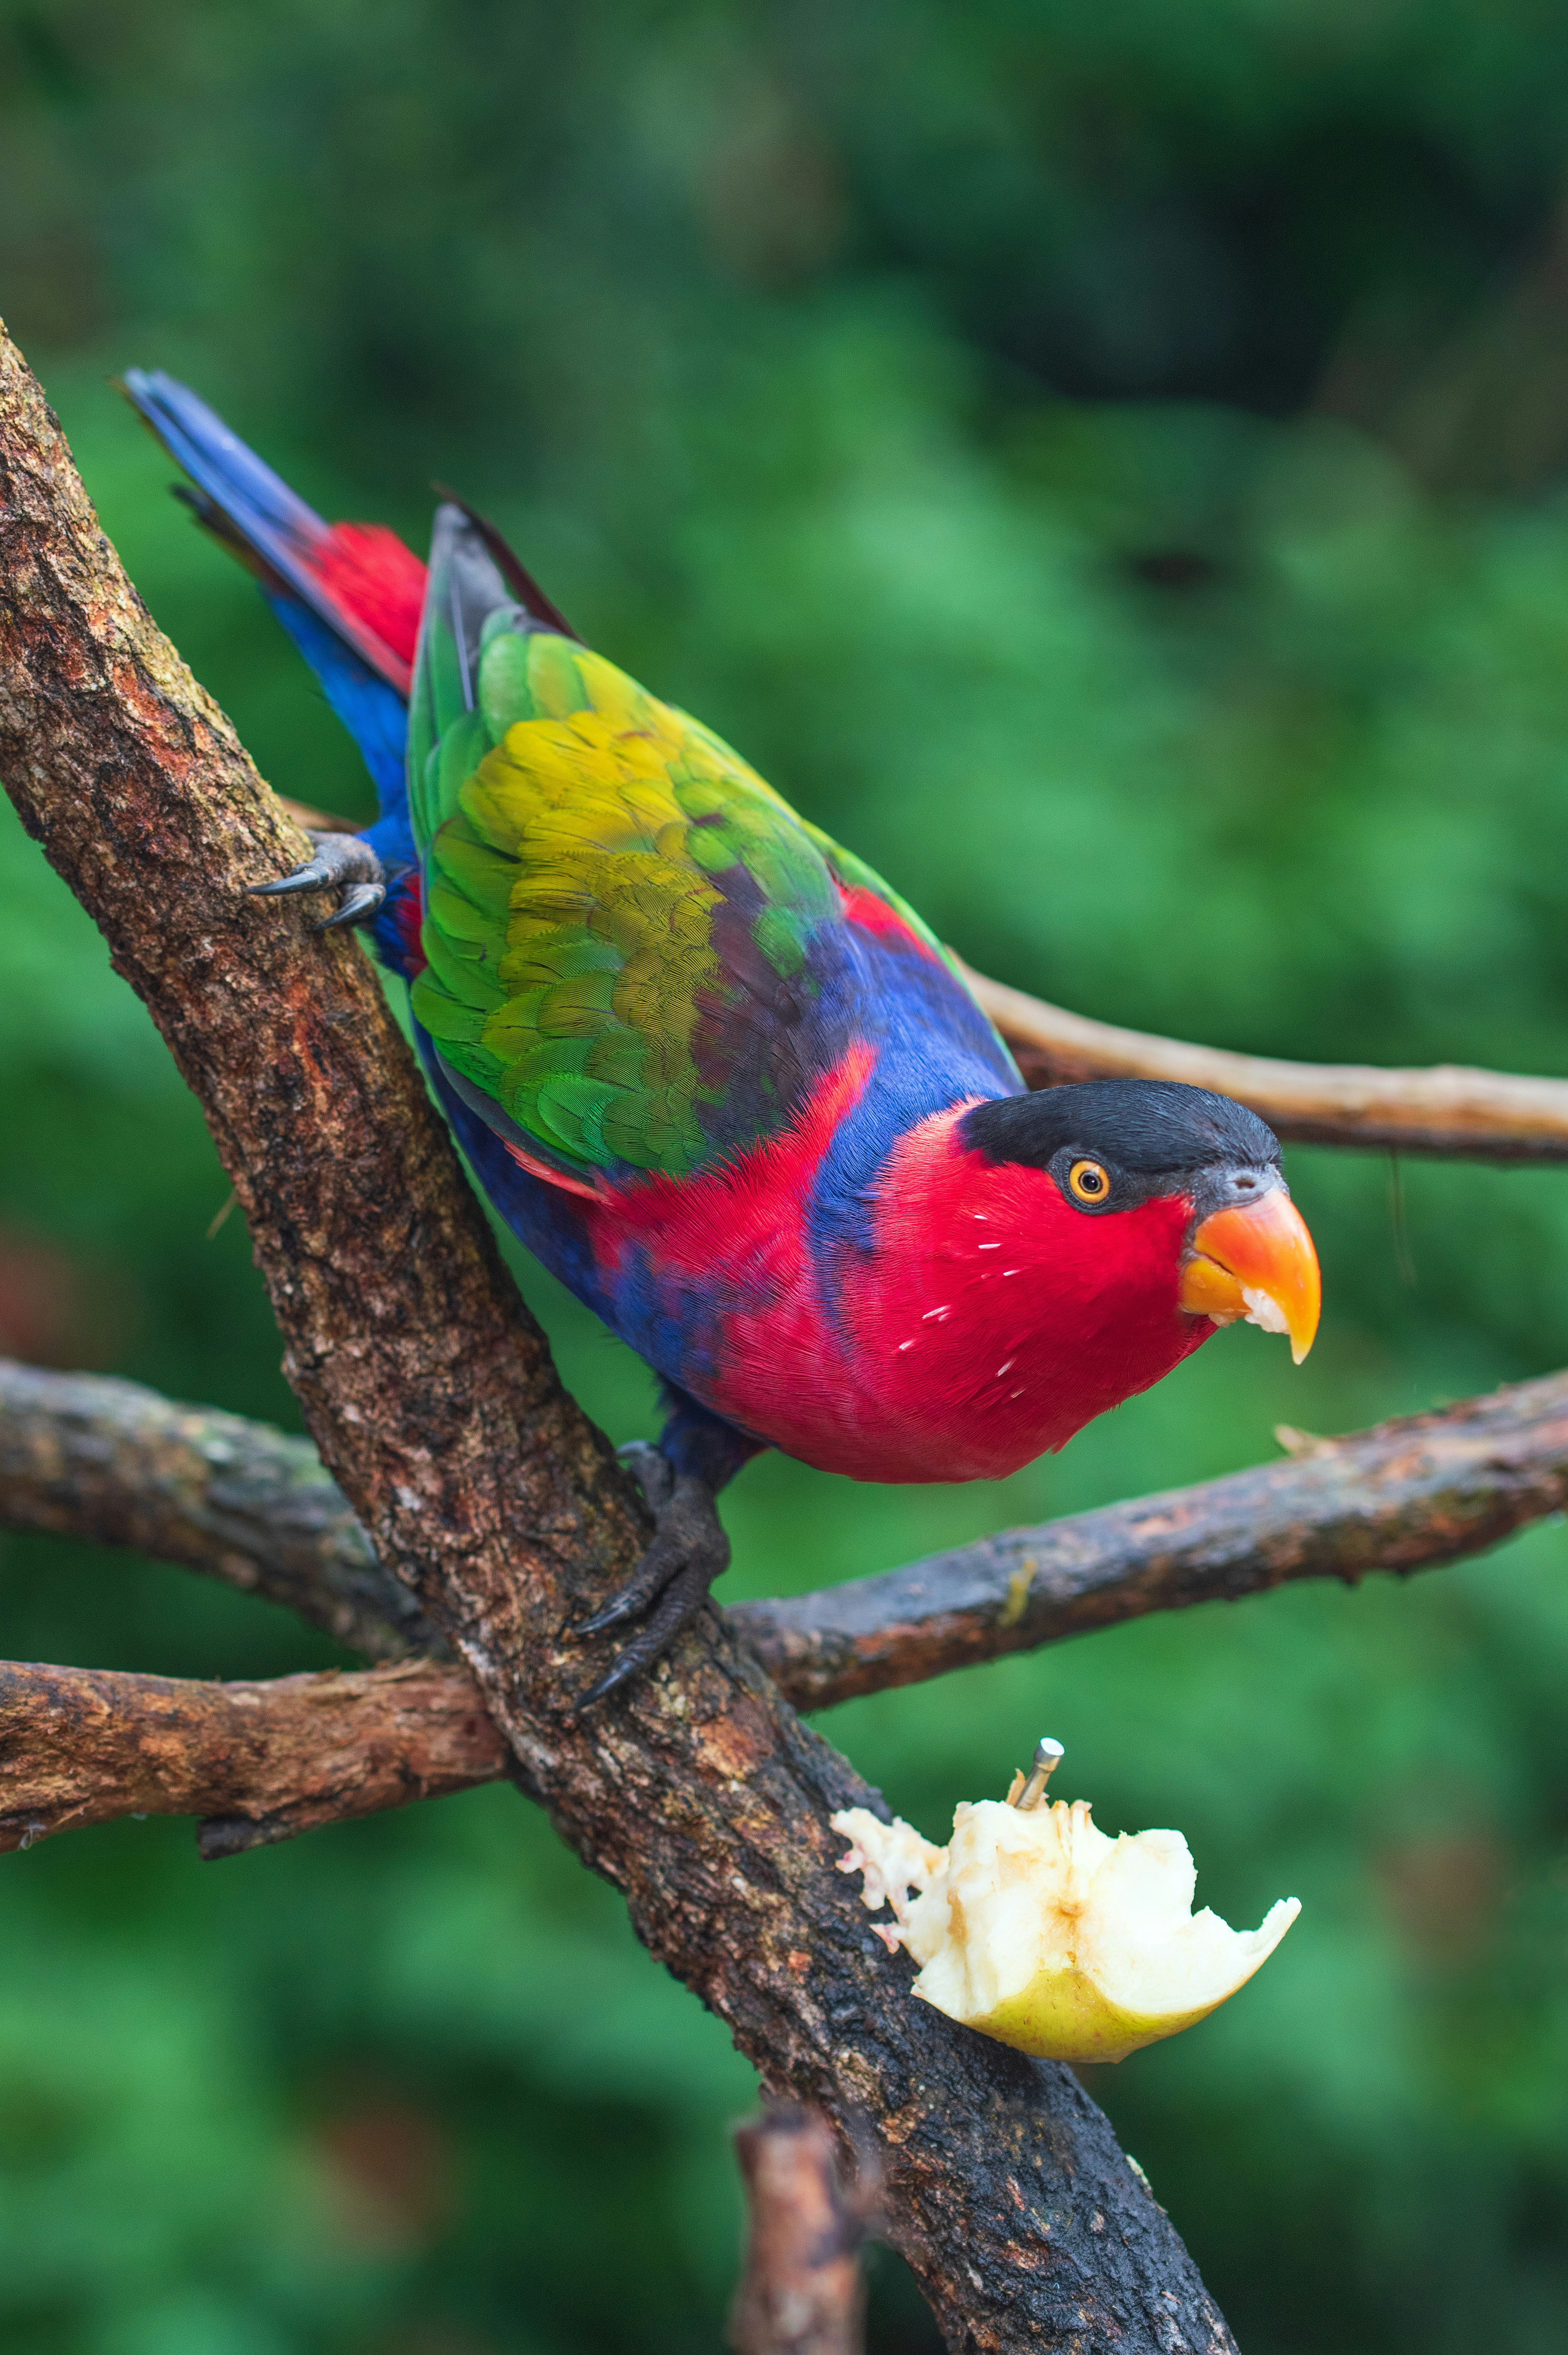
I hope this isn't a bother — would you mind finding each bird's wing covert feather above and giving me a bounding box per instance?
[408,507,988,1183]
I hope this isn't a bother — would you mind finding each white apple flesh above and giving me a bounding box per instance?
[833,1794,1299,2064]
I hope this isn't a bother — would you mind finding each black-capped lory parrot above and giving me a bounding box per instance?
[122,372,1321,1704]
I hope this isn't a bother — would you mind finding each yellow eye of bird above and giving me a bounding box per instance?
[1067,1158,1111,1205]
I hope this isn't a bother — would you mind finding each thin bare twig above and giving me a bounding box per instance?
[277,799,1568,1164]
[730,2105,872,2355]
[967,964,1568,1162]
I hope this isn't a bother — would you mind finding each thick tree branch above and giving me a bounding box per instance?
[0,1656,506,1858]
[966,965,1568,1162]
[0,1358,436,1658]
[749,1368,1568,1706]
[6,1369,1564,1847]
[0,321,1235,2350]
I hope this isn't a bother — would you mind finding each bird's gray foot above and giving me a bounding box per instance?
[574,1442,731,1708]
[249,831,387,931]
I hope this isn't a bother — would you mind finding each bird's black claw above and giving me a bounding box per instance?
[316,880,386,931]
[574,1454,730,1706]
[576,1559,716,1709]
[249,831,386,930]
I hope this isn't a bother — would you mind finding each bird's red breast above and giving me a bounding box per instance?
[579,1072,1214,1485]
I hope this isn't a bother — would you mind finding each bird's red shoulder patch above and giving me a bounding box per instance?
[835,880,946,966]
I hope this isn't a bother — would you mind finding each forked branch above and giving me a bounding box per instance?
[0,318,1237,2352]
[750,1367,1568,1705]
[4,1364,1564,1850]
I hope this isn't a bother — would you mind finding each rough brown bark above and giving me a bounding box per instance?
[0,1656,505,1857]
[730,2106,871,2355]
[0,320,1235,2351]
[967,965,1568,1161]
[6,1361,1567,1844]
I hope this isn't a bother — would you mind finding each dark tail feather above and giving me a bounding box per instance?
[430,482,578,641]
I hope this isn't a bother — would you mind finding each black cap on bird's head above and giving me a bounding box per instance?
[962,1078,1280,1184]
[961,1078,1320,1362]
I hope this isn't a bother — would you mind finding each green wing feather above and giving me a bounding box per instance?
[407,526,844,1176]
[406,509,1000,1181]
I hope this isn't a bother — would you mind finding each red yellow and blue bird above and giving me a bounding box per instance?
[122,372,1321,1703]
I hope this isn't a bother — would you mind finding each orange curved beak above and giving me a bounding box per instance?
[1178,1187,1321,1365]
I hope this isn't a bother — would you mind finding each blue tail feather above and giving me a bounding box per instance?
[123,369,418,852]
[123,370,330,597]
[264,593,412,844]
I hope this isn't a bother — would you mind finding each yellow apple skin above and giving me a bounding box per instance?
[967,1973,1235,2064]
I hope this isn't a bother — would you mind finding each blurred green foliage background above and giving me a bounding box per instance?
[4,3,1568,2348]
